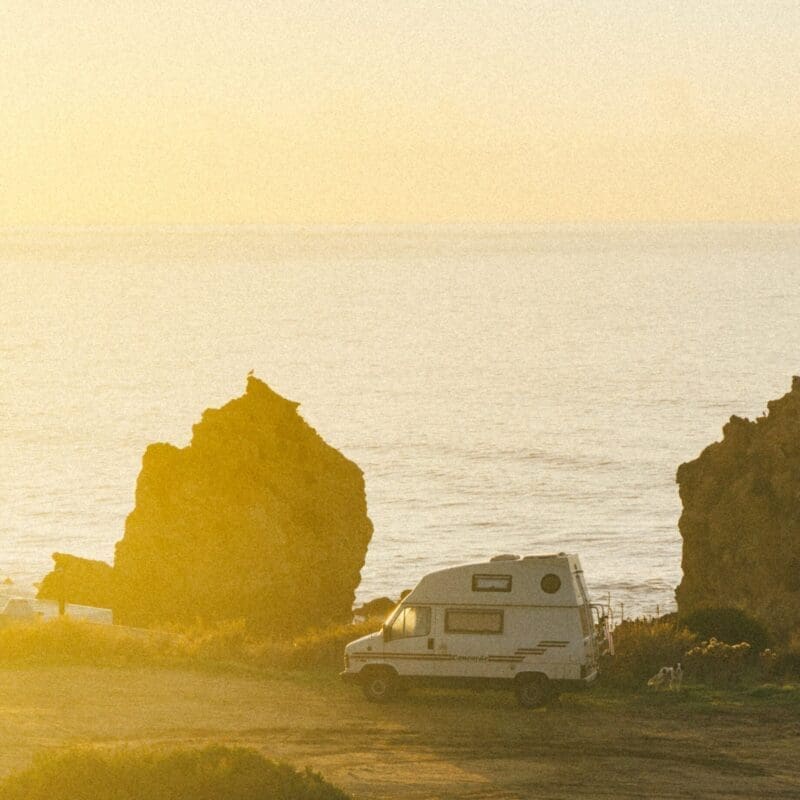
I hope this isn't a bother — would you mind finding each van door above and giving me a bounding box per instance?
[381,605,436,676]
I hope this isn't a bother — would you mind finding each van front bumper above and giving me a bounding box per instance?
[339,670,360,684]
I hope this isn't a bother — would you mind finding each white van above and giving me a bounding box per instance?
[342,553,609,707]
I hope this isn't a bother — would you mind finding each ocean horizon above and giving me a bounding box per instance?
[3,223,800,620]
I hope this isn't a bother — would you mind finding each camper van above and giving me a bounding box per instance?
[342,553,609,707]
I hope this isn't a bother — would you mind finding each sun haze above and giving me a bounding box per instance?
[2,1,799,225]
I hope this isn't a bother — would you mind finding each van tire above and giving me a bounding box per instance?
[360,668,398,703]
[514,674,550,708]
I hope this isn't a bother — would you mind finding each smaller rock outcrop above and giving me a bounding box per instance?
[676,377,800,640]
[37,553,116,609]
[354,596,396,620]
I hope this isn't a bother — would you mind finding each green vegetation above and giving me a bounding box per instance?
[0,617,175,667]
[287,618,379,670]
[601,613,799,690]
[600,618,697,688]
[684,639,755,687]
[1,612,796,695]
[679,607,771,652]
[0,746,351,800]
[0,615,381,673]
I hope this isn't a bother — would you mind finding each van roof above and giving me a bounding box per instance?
[403,554,586,607]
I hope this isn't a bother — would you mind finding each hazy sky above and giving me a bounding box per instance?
[2,1,799,225]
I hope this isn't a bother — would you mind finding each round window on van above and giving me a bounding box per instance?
[540,574,561,594]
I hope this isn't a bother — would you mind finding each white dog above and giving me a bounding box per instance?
[647,663,682,690]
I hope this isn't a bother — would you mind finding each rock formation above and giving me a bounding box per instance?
[39,376,373,637]
[37,553,116,608]
[354,596,397,620]
[676,377,800,640]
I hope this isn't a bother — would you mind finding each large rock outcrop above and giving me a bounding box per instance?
[39,376,373,636]
[676,377,800,640]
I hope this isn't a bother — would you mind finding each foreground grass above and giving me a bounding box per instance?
[568,681,800,718]
[0,745,351,800]
[385,679,800,720]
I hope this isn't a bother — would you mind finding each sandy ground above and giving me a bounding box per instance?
[1,667,798,799]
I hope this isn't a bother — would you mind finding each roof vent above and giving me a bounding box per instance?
[490,554,520,561]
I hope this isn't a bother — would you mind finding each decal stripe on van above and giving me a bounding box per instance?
[487,656,525,662]
[350,653,454,660]
[350,653,525,662]
[513,640,570,656]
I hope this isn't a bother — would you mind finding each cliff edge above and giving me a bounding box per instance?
[676,377,800,640]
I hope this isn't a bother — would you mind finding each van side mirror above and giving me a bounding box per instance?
[382,623,390,643]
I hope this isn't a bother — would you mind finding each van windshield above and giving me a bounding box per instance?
[388,606,431,640]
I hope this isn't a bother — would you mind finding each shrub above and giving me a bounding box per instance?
[679,607,770,652]
[761,631,800,679]
[0,617,269,670]
[683,638,754,686]
[169,619,279,667]
[0,617,174,667]
[758,648,781,679]
[0,746,351,800]
[0,615,380,674]
[601,618,697,689]
[288,617,382,670]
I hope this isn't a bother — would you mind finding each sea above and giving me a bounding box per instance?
[2,224,800,621]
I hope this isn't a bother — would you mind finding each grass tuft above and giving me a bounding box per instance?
[0,745,351,800]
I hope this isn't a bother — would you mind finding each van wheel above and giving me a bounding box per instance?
[360,669,398,703]
[515,674,550,708]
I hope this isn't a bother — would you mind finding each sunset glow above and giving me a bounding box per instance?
[3,1,799,225]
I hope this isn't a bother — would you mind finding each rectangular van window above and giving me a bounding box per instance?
[471,574,512,592]
[445,609,504,634]
[388,606,431,640]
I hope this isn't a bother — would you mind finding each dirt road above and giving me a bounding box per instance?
[1,667,797,799]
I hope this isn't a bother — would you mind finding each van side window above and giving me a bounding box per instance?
[388,606,431,640]
[472,574,512,592]
[445,609,504,634]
